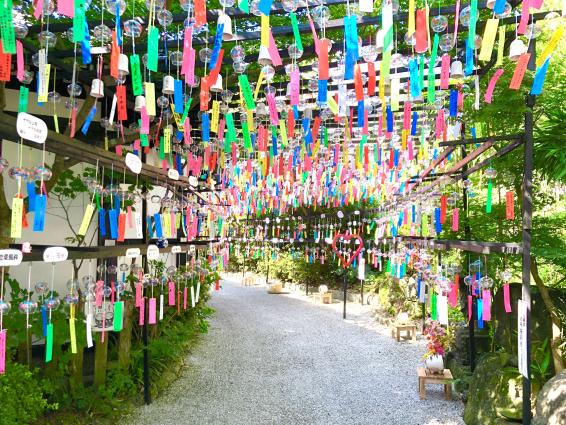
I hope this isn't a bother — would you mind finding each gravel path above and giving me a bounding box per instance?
[126,277,465,425]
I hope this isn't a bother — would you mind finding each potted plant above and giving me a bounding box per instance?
[423,320,448,374]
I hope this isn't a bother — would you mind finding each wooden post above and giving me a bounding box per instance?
[93,334,108,388]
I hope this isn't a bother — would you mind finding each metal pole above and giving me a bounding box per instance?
[522,95,535,425]
[342,271,347,319]
[462,143,476,372]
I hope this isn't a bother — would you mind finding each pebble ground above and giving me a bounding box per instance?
[125,277,465,425]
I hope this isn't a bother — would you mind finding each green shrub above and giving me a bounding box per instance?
[0,363,57,425]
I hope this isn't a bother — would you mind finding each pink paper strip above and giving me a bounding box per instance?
[503,284,512,313]
[453,0,461,41]
[482,290,491,321]
[408,140,414,160]
[449,276,459,307]
[290,69,300,105]
[16,41,24,82]
[440,54,450,89]
[148,297,156,324]
[517,0,530,35]
[135,283,143,307]
[140,106,150,134]
[308,15,320,56]
[468,295,473,321]
[185,48,196,86]
[452,208,459,231]
[57,0,74,17]
[218,118,225,141]
[268,30,282,67]
[484,69,504,103]
[266,93,279,125]
[115,145,123,156]
[139,300,145,326]
[95,280,104,307]
[181,27,193,76]
[530,0,544,8]
[0,330,6,374]
[127,205,133,228]
[168,282,175,306]
[34,0,45,19]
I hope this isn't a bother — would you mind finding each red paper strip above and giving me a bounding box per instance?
[194,0,207,27]
[509,53,531,90]
[505,191,515,220]
[116,85,128,121]
[367,62,376,95]
[117,213,126,242]
[354,64,364,101]
[415,9,428,54]
[440,196,447,224]
[208,49,224,86]
[110,31,120,79]
[312,116,321,142]
[318,39,329,80]
[287,110,295,139]
[0,44,11,82]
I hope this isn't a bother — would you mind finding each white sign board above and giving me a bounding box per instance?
[518,299,529,378]
[358,258,365,280]
[189,245,196,254]
[0,249,23,267]
[17,113,48,144]
[188,176,199,187]
[125,248,141,258]
[146,245,159,260]
[167,169,180,180]
[125,153,142,174]
[171,245,182,254]
[43,246,68,263]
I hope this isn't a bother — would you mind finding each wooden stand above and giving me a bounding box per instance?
[392,324,417,342]
[417,367,453,400]
[312,292,333,304]
[242,276,254,286]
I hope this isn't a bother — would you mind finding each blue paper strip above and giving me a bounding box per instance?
[33,194,46,232]
[409,58,420,97]
[41,306,47,336]
[81,106,97,135]
[209,23,224,70]
[27,182,36,212]
[258,0,273,15]
[465,40,474,76]
[449,89,458,117]
[477,298,484,328]
[115,3,122,46]
[530,58,550,96]
[386,105,393,132]
[147,216,154,238]
[81,17,91,65]
[493,0,506,15]
[108,209,118,239]
[98,208,106,237]
[435,207,442,234]
[153,213,163,238]
[201,113,210,142]
[357,100,364,128]
[174,79,184,114]
[317,79,328,103]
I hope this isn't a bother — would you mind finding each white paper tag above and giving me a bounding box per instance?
[86,313,94,348]
[159,294,164,321]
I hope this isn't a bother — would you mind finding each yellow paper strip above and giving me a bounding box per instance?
[38,64,51,103]
[69,318,77,354]
[408,0,415,35]
[327,95,338,114]
[163,127,171,153]
[247,109,255,132]
[163,213,171,238]
[279,119,288,146]
[10,197,23,238]
[537,26,564,67]
[145,82,156,116]
[496,25,506,66]
[53,115,59,133]
[253,71,264,100]
[479,19,499,62]
[260,15,270,47]
[211,100,220,133]
[78,203,95,236]
[390,78,400,111]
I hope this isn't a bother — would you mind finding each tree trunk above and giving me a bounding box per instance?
[69,343,84,390]
[118,300,133,370]
[93,333,108,388]
[531,255,564,374]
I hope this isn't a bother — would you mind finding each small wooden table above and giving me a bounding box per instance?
[393,324,417,342]
[312,292,333,304]
[417,367,453,400]
[242,276,255,286]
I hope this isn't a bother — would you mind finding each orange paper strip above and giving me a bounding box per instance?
[509,53,531,90]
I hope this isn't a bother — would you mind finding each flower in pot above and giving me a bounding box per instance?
[422,320,448,373]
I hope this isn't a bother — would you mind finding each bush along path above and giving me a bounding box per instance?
[125,278,464,425]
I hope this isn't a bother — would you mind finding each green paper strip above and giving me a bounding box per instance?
[95,193,101,209]
[226,113,236,142]
[18,86,29,113]
[427,34,440,104]
[140,133,149,147]
[418,55,425,91]
[359,135,367,163]
[180,98,193,126]
[468,0,478,48]
[386,260,391,273]
[422,214,429,237]
[0,0,16,54]
[45,323,53,362]
[486,180,493,213]
[239,0,249,13]
[113,301,124,332]
[73,0,85,43]
[130,54,143,96]
[290,12,303,51]
[242,121,252,151]
[381,50,392,81]
[431,292,438,321]
[147,27,160,72]
[323,127,328,147]
[238,75,256,110]
[159,136,165,159]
